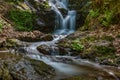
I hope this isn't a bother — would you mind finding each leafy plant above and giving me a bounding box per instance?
[99,10,114,27]
[89,9,100,18]
[7,10,37,31]
[95,46,115,54]
[71,39,84,51]
[0,20,3,32]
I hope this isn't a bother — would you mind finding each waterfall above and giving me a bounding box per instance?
[49,0,76,35]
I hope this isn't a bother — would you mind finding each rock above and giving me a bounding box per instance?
[5,38,31,47]
[57,30,120,66]
[6,39,18,47]
[17,31,53,42]
[40,34,53,41]
[69,0,90,29]
[58,47,69,55]
[0,52,55,80]
[37,45,51,55]
[0,40,4,47]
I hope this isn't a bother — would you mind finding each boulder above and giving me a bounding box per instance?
[0,52,55,80]
[40,34,53,41]
[37,45,51,55]
[5,38,31,47]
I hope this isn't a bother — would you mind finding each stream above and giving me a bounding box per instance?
[25,34,119,80]
[23,0,120,80]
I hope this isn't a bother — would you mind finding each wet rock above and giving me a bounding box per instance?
[69,0,90,29]
[37,45,51,55]
[58,47,69,55]
[9,58,55,80]
[0,64,13,80]
[40,34,53,41]
[5,38,31,47]
[6,39,19,47]
[0,39,4,47]
[58,30,120,66]
[0,52,55,80]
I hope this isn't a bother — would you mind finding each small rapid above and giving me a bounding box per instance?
[23,0,119,80]
[49,0,76,35]
[25,34,119,80]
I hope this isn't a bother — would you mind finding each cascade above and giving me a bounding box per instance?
[49,0,76,34]
[23,0,119,80]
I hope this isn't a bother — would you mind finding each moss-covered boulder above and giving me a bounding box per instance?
[0,52,55,80]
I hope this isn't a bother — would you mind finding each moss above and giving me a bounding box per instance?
[26,58,55,76]
[81,0,120,30]
[101,36,115,41]
[116,34,120,38]
[4,0,24,3]
[71,39,84,51]
[0,20,3,32]
[1,66,13,80]
[81,36,97,43]
[7,9,37,31]
[95,46,116,55]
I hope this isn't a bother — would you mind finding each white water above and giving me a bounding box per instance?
[25,34,118,80]
[49,0,76,34]
[24,0,118,80]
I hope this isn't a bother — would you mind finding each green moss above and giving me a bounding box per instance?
[101,36,115,41]
[28,0,50,11]
[71,39,84,51]
[117,34,120,38]
[82,0,120,30]
[0,20,3,32]
[7,10,37,31]
[99,10,114,27]
[95,46,116,55]
[89,9,100,18]
[83,36,97,42]
[4,0,24,3]
[27,58,54,76]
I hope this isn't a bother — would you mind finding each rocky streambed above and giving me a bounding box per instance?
[0,32,120,80]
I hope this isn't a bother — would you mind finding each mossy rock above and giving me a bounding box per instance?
[0,52,55,80]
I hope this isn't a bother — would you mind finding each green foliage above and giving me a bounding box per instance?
[95,46,115,54]
[99,10,114,27]
[89,9,100,18]
[101,36,114,41]
[81,0,120,30]
[71,39,84,51]
[40,1,50,9]
[84,36,97,42]
[28,0,50,11]
[0,20,3,32]
[7,10,37,31]
[5,0,24,3]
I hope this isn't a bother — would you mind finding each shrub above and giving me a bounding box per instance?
[95,46,115,54]
[89,9,100,18]
[99,10,114,27]
[71,39,84,51]
[7,10,37,31]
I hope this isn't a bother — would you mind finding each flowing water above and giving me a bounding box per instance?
[26,35,119,80]
[49,0,76,34]
[24,0,119,80]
